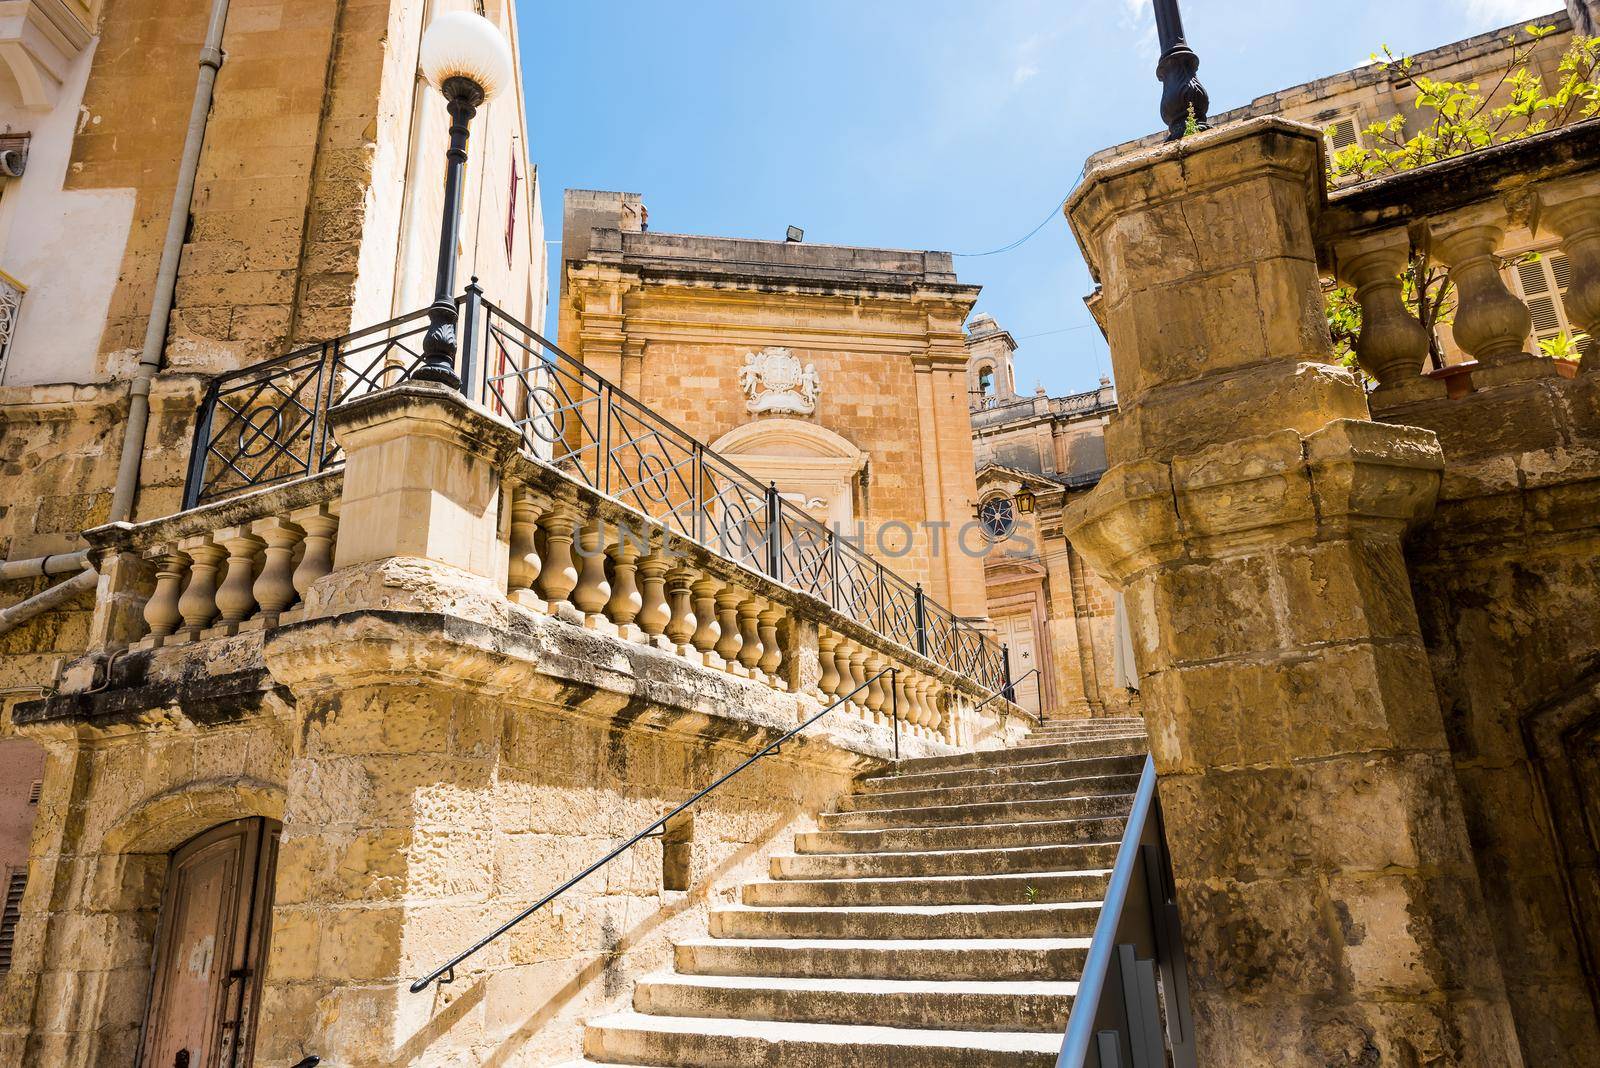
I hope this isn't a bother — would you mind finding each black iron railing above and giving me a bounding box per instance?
[181,290,1009,693]
[182,306,437,509]
[409,668,893,994]
[1055,756,1196,1068]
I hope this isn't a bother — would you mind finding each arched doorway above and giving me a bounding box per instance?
[139,817,279,1068]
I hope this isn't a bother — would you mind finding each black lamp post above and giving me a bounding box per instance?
[412,12,514,389]
[1152,0,1209,140]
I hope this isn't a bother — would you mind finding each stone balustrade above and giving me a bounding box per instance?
[82,472,342,653]
[500,451,992,748]
[1320,120,1600,400]
[78,395,1012,754]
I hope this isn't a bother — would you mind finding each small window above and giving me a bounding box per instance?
[979,496,1016,542]
[1325,115,1361,154]
[28,780,41,804]
[504,154,522,264]
[0,869,25,972]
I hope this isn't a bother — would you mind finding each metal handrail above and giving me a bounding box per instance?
[409,669,892,994]
[971,667,1044,723]
[1055,755,1195,1068]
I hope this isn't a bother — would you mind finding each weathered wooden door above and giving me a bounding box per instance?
[997,613,1042,716]
[139,817,279,1068]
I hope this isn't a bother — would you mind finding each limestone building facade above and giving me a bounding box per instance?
[559,190,990,621]
[0,0,549,1061]
[963,313,1132,719]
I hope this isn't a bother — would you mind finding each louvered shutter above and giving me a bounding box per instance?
[1510,250,1590,353]
[1327,116,1360,152]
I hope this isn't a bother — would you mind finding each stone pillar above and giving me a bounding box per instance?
[1063,118,1524,1064]
[325,382,519,595]
[252,383,527,1065]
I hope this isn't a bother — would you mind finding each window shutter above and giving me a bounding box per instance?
[0,869,25,972]
[1326,117,1360,152]
[1509,250,1589,350]
[28,779,41,804]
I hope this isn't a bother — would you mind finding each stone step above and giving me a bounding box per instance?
[674,936,1092,982]
[709,901,1101,941]
[797,814,1127,856]
[819,791,1133,832]
[744,869,1110,908]
[772,840,1121,880]
[836,771,1142,813]
[893,735,1145,775]
[583,1012,1061,1067]
[859,752,1145,796]
[633,973,1076,1033]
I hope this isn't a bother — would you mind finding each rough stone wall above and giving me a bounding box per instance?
[0,605,870,1066]
[0,0,545,689]
[1385,373,1600,1064]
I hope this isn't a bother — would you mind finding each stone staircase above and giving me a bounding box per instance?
[563,716,1149,1067]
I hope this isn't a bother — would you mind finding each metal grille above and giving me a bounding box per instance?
[182,308,433,508]
[0,270,24,384]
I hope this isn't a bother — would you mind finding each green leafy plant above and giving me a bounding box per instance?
[1323,25,1600,369]
[1183,102,1200,138]
[1024,883,1040,904]
[1539,332,1586,361]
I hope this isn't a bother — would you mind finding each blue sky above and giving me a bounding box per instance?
[520,0,1560,395]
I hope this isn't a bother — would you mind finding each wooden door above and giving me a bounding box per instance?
[997,613,1043,716]
[139,818,279,1068]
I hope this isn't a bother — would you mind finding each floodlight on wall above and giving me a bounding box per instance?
[412,11,515,388]
[786,225,804,243]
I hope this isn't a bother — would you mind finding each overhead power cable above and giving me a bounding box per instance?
[952,192,1070,257]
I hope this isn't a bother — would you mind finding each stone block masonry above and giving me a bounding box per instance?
[1064,118,1526,1065]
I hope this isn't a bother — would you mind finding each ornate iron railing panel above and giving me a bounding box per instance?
[182,309,432,508]
[181,295,1009,693]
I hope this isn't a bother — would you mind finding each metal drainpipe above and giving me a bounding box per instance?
[0,549,91,582]
[0,567,98,638]
[106,0,231,524]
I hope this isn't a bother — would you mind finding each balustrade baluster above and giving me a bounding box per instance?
[572,519,613,625]
[846,645,869,717]
[1534,185,1600,373]
[214,529,264,629]
[714,585,744,674]
[250,518,303,626]
[892,672,910,735]
[508,486,548,609]
[817,630,841,701]
[604,535,644,638]
[291,506,339,607]
[142,549,189,644]
[635,550,671,645]
[177,538,225,637]
[664,565,697,655]
[1430,212,1533,365]
[1333,233,1430,388]
[757,602,784,683]
[535,503,580,606]
[690,573,723,668]
[735,595,763,679]
[865,653,888,723]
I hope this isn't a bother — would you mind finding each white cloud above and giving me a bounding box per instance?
[1013,63,1040,86]
[1461,0,1566,27]
[1117,0,1158,61]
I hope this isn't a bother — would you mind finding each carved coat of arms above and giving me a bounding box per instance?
[738,347,821,416]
